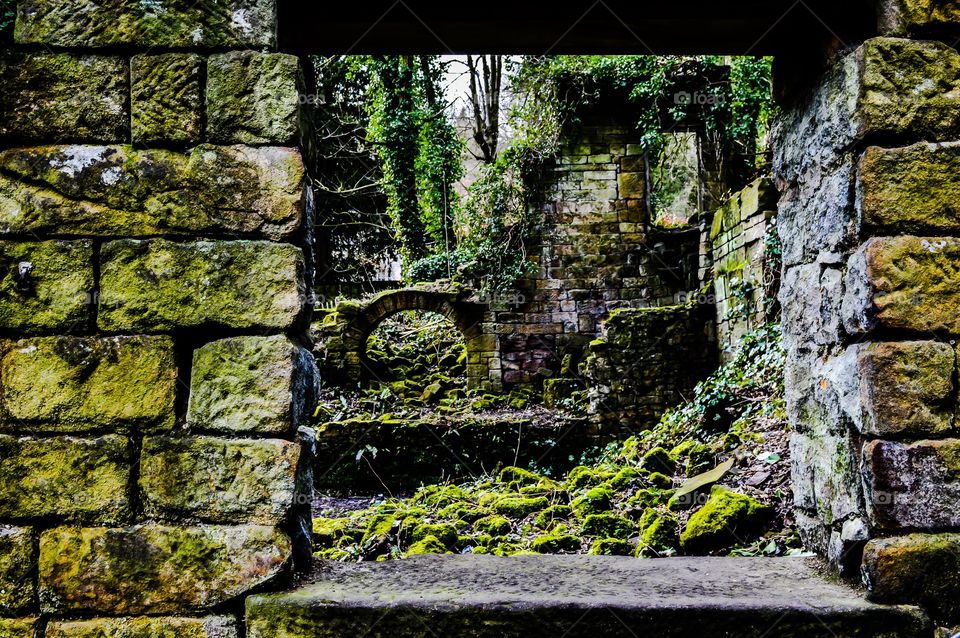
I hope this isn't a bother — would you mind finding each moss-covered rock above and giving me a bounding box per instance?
[533,505,573,529]
[0,145,306,240]
[647,472,674,489]
[412,524,458,549]
[187,335,318,435]
[98,239,306,332]
[0,618,39,638]
[680,487,771,553]
[0,435,130,523]
[638,511,679,556]
[567,466,614,490]
[0,53,127,142]
[0,526,34,615]
[312,518,356,548]
[405,535,449,556]
[0,240,92,332]
[589,538,634,556]
[581,514,635,540]
[498,466,544,487]
[1,336,176,434]
[139,436,304,525]
[473,515,512,536]
[571,487,613,515]
[39,524,291,614]
[207,51,299,145]
[491,496,549,519]
[640,447,676,474]
[131,53,203,144]
[45,616,238,638]
[529,533,581,553]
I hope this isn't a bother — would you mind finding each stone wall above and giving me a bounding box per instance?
[0,1,318,634]
[775,5,960,620]
[705,178,779,360]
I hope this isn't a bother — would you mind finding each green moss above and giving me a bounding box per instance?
[606,467,642,490]
[640,447,676,474]
[405,535,450,556]
[590,538,634,556]
[581,514,635,539]
[534,505,574,529]
[473,515,512,536]
[412,523,458,548]
[438,502,487,523]
[312,517,355,548]
[314,547,351,561]
[680,486,772,553]
[498,466,545,487]
[647,472,673,489]
[571,486,612,515]
[567,466,614,490]
[491,495,549,518]
[529,533,581,553]
[637,512,679,556]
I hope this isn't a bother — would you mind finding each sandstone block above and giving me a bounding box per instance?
[617,172,645,200]
[15,0,276,48]
[879,0,960,35]
[39,524,291,614]
[187,335,318,435]
[844,236,960,335]
[208,52,300,145]
[790,430,864,528]
[131,54,203,145]
[859,142,960,235]
[863,438,960,530]
[0,336,176,433]
[0,54,127,143]
[0,145,306,240]
[140,436,304,524]
[98,240,307,332]
[863,533,960,622]
[0,618,39,638]
[0,435,130,523]
[0,240,92,333]
[46,616,238,638]
[0,526,34,616]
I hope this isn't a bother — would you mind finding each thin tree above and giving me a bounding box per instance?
[466,55,503,164]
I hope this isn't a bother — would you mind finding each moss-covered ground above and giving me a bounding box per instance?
[312,324,800,561]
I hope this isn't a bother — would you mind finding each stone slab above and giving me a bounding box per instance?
[0,336,176,433]
[39,524,291,614]
[46,616,238,638]
[246,555,929,637]
[131,54,204,145]
[98,239,307,332]
[0,526,34,616]
[0,145,306,240]
[15,0,276,48]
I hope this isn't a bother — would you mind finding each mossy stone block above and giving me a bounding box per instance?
[0,336,176,433]
[0,240,92,332]
[39,524,291,614]
[15,0,276,48]
[46,616,238,638]
[131,54,203,145]
[679,486,770,553]
[0,435,130,524]
[140,436,304,525]
[0,53,127,142]
[0,618,39,638]
[187,335,318,435]
[0,526,34,615]
[0,145,306,240]
[98,239,306,332]
[208,51,299,145]
[880,0,960,36]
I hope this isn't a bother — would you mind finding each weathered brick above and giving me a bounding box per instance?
[863,439,960,530]
[187,335,318,435]
[39,525,291,614]
[140,436,304,524]
[863,533,960,622]
[0,526,34,616]
[131,54,203,145]
[0,436,130,523]
[0,145,306,240]
[15,0,276,48]
[208,51,300,145]
[46,616,238,638]
[617,172,645,199]
[98,240,307,332]
[0,336,176,433]
[0,241,92,333]
[0,54,127,143]
[844,236,960,336]
[859,142,960,235]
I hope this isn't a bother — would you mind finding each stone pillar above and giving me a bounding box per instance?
[0,0,317,633]
[775,5,960,622]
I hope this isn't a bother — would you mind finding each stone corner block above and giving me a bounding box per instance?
[38,524,291,615]
[0,435,131,524]
[98,240,307,332]
[0,336,176,434]
[863,533,960,622]
[878,0,960,36]
[188,335,318,435]
[131,54,203,145]
[0,240,93,333]
[0,526,35,616]
[46,615,239,638]
[140,436,304,525]
[0,617,40,638]
[208,51,300,145]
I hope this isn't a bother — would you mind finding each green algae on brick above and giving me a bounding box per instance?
[131,54,203,144]
[46,616,239,638]
[0,526,34,615]
[39,524,291,614]
[98,239,307,332]
[0,240,92,332]
[139,436,304,525]
[680,487,771,553]
[0,435,130,524]
[188,335,318,435]
[0,336,176,433]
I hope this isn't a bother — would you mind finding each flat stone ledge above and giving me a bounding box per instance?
[246,556,930,638]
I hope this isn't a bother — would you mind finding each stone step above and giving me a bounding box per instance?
[245,555,931,638]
